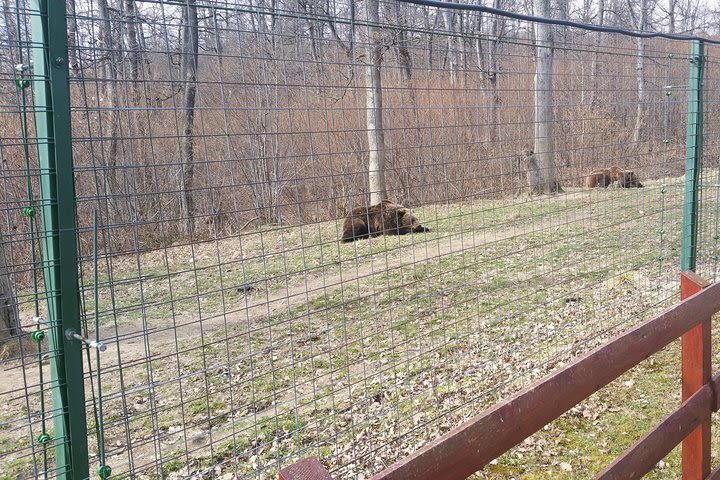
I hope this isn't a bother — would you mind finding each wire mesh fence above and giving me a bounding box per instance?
[1,0,720,478]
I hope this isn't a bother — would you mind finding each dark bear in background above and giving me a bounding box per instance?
[341,200,430,243]
[585,166,643,188]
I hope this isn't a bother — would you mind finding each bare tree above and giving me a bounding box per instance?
[530,0,562,194]
[666,0,677,32]
[366,0,387,205]
[298,0,323,65]
[179,0,199,235]
[422,6,437,73]
[590,0,605,107]
[487,0,505,143]
[97,0,123,215]
[66,0,80,75]
[442,6,459,85]
[627,0,650,145]
[556,0,570,43]
[393,0,412,83]
[124,0,142,86]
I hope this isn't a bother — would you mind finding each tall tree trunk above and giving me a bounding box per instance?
[589,0,605,108]
[124,0,141,86]
[668,0,676,33]
[179,0,199,235]
[556,0,569,44]
[530,0,562,194]
[633,37,646,144]
[475,9,486,74]
[423,7,434,73]
[393,0,412,83]
[443,8,458,85]
[488,0,504,143]
[632,0,648,145]
[66,0,80,75]
[0,234,19,350]
[97,0,122,215]
[366,0,387,205]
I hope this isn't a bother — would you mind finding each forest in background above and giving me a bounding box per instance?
[0,0,718,276]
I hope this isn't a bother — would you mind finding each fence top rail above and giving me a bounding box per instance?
[398,0,720,45]
[370,280,720,480]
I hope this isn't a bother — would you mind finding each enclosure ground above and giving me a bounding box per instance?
[2,175,716,479]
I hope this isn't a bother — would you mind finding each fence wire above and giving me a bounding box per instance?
[1,0,720,479]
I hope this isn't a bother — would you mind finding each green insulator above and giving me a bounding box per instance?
[714,234,720,240]
[663,139,670,144]
[16,78,30,89]
[97,465,112,479]
[37,433,52,444]
[713,255,719,261]
[22,206,36,218]
[31,330,45,342]
[661,187,667,194]
[665,90,671,96]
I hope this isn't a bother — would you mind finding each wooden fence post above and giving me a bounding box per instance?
[680,270,711,480]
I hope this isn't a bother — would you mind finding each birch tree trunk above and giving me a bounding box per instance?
[633,37,646,144]
[530,0,562,195]
[366,0,387,205]
[632,0,648,145]
[179,0,199,235]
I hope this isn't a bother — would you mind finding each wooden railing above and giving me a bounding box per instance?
[279,272,720,480]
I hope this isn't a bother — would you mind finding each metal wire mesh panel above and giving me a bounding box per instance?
[2,0,720,479]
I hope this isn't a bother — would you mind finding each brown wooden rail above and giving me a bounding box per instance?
[279,272,720,480]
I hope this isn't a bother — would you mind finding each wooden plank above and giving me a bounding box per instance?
[371,281,720,480]
[595,375,719,480]
[681,272,712,480]
[279,458,333,480]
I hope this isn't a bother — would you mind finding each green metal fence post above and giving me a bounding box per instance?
[30,0,89,478]
[681,40,705,272]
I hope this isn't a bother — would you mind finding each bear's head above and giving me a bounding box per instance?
[622,170,643,188]
[398,208,430,233]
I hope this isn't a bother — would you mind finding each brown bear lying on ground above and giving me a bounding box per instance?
[341,200,430,243]
[585,166,643,188]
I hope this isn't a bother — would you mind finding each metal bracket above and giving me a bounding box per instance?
[65,329,107,352]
